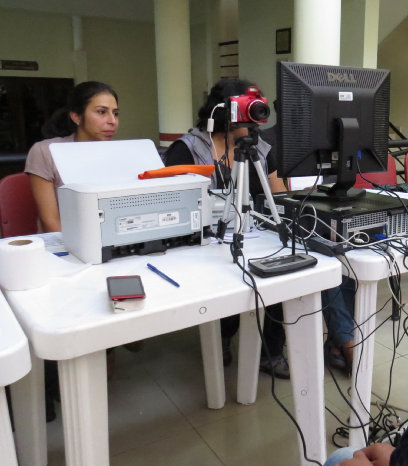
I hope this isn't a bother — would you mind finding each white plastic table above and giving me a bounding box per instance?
[0,291,31,466]
[341,243,408,447]
[6,230,341,466]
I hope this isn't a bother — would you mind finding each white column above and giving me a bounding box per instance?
[293,0,341,65]
[290,0,341,190]
[72,16,88,83]
[154,0,193,147]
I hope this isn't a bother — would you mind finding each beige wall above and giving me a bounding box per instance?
[2,3,407,144]
[83,17,158,142]
[0,9,73,77]
[340,0,366,67]
[218,0,239,43]
[190,22,207,123]
[238,0,293,126]
[0,7,159,143]
[341,0,380,68]
[378,16,408,136]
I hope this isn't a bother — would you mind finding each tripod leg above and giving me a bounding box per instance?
[216,157,246,240]
[251,158,288,247]
[252,159,281,225]
[241,160,251,233]
[233,158,246,234]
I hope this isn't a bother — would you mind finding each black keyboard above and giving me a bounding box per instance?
[396,183,408,193]
[378,183,408,193]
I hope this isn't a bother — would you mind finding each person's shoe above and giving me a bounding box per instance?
[259,354,290,379]
[222,337,233,367]
[341,340,354,376]
[324,340,347,371]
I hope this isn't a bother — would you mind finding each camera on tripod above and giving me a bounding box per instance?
[226,86,270,124]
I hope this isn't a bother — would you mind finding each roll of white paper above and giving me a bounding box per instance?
[0,236,48,290]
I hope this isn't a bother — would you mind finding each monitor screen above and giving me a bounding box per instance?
[276,61,390,198]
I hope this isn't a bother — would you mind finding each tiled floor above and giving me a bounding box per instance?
[45,275,408,465]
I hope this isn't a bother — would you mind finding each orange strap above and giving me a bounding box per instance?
[138,165,215,180]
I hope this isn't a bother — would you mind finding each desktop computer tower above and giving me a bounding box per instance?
[259,191,408,244]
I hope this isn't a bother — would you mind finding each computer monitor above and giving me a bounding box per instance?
[275,61,391,199]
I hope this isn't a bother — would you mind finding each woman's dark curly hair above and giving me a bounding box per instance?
[42,81,118,138]
[196,78,258,133]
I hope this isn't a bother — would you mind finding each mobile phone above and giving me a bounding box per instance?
[106,275,146,300]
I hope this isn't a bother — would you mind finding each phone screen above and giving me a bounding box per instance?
[107,275,145,300]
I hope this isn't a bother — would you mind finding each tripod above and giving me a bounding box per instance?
[216,125,288,254]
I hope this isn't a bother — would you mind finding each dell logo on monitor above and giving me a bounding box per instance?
[327,72,357,83]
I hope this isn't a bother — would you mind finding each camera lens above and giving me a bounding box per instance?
[248,100,270,122]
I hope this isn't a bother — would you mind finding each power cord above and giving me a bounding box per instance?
[229,241,323,465]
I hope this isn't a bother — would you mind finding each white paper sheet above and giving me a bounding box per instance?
[289,176,323,190]
[36,232,66,253]
[45,252,91,278]
[50,139,164,185]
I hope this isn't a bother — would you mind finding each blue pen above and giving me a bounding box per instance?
[147,263,180,288]
[53,251,69,257]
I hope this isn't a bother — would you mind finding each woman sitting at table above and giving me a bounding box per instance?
[164,77,290,378]
[25,80,120,421]
[25,80,119,232]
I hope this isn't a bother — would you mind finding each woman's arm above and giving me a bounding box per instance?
[268,170,287,193]
[29,174,61,232]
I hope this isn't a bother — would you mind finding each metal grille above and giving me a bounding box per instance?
[108,192,181,210]
[347,211,388,231]
[280,69,312,173]
[373,84,391,161]
[387,213,408,236]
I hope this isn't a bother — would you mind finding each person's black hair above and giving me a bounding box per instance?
[196,78,257,133]
[41,81,118,138]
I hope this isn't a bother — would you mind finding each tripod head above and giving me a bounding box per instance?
[232,124,259,151]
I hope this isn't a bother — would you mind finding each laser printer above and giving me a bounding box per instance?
[50,139,212,264]
[57,175,212,264]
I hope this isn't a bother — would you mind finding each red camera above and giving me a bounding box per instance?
[227,86,270,124]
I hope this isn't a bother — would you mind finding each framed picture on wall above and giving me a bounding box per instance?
[276,28,291,54]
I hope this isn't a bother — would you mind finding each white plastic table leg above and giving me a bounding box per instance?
[58,350,109,466]
[11,351,47,466]
[237,308,264,405]
[199,320,225,409]
[284,293,327,466]
[348,280,378,447]
[0,386,18,466]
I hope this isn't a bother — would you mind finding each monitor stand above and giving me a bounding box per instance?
[292,117,366,202]
[293,183,366,202]
[292,184,366,202]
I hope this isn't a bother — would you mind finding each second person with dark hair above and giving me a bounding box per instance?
[165,78,289,378]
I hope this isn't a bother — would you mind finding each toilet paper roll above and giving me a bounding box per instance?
[0,236,49,291]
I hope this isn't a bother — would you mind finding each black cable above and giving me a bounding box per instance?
[329,246,403,445]
[285,182,408,448]
[325,362,369,445]
[229,242,323,465]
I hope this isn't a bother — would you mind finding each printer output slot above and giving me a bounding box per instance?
[101,232,203,262]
